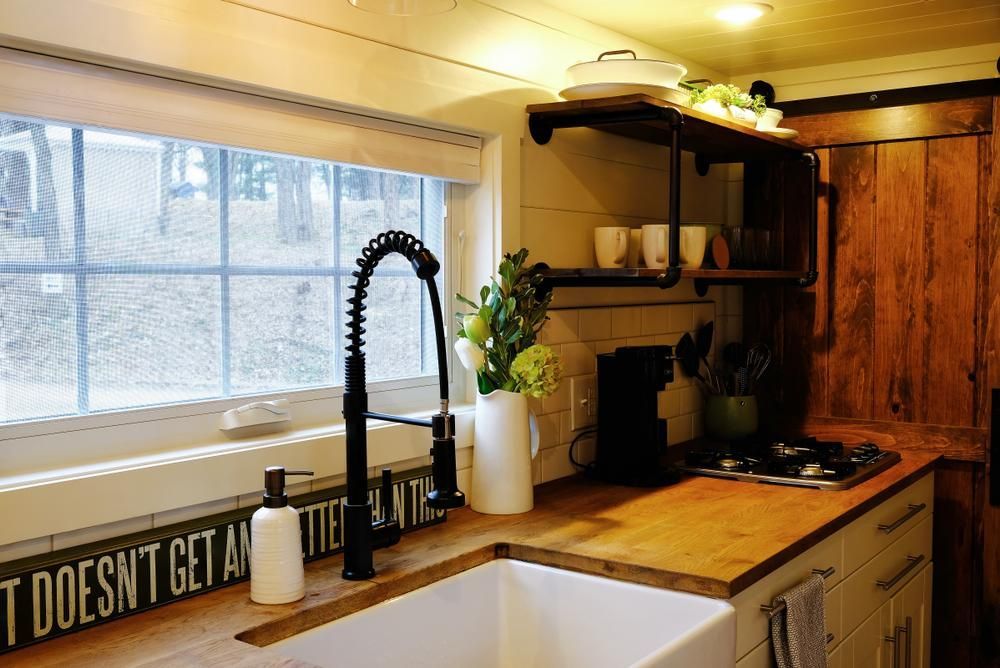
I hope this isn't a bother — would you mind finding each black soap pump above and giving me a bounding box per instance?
[250,466,313,604]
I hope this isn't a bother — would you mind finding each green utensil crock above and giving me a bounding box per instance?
[705,395,759,440]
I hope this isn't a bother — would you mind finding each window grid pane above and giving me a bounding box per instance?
[0,113,446,425]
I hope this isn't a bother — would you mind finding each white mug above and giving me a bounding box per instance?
[642,224,670,269]
[594,227,629,268]
[680,226,707,269]
[627,229,644,267]
[756,107,784,131]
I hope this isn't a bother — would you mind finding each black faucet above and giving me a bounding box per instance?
[341,230,465,580]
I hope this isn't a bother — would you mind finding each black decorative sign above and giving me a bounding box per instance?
[0,467,445,654]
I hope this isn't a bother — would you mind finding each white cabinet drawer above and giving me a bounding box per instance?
[842,514,933,634]
[826,582,843,651]
[844,473,933,575]
[735,622,839,668]
[736,638,771,668]
[730,530,843,658]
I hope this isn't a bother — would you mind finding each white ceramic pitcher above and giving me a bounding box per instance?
[471,389,539,514]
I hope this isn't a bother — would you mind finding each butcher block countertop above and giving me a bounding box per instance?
[8,442,940,667]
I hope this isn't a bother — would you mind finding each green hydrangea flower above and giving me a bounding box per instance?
[510,344,563,398]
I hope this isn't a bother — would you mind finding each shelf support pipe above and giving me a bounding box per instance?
[799,151,820,288]
[657,107,684,289]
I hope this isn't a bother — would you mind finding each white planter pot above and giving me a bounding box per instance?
[692,99,727,119]
[727,105,758,127]
[471,389,539,515]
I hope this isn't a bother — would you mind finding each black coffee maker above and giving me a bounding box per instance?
[595,345,681,487]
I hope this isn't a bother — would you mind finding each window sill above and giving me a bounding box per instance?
[0,403,475,546]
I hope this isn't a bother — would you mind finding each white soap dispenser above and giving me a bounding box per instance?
[250,465,313,604]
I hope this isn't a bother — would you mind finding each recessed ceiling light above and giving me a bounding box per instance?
[714,3,773,25]
[347,0,456,15]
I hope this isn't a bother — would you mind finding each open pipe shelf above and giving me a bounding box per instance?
[525,94,819,292]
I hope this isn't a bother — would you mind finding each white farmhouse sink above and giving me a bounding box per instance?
[268,559,735,667]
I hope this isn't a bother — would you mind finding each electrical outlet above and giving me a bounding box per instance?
[570,375,597,432]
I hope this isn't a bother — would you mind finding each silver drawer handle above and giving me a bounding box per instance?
[876,554,925,591]
[759,566,836,618]
[877,503,926,534]
[883,615,913,668]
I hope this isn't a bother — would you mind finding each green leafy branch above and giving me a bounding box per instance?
[455,249,555,395]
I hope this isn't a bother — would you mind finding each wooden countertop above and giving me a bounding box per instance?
[7,448,938,667]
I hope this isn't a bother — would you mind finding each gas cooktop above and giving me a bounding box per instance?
[677,436,900,490]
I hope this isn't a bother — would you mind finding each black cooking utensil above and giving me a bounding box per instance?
[736,366,749,396]
[675,332,702,380]
[696,321,714,361]
[695,322,724,393]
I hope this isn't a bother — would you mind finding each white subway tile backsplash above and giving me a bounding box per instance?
[578,308,611,341]
[540,444,576,483]
[610,306,642,338]
[536,411,561,450]
[640,305,671,335]
[627,335,656,347]
[681,386,704,415]
[561,342,596,376]
[595,338,627,355]
[667,304,694,333]
[693,303,715,330]
[658,389,683,419]
[667,414,694,446]
[541,376,571,414]
[541,310,579,344]
[653,333,681,346]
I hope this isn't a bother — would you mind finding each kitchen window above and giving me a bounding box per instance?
[0,48,483,545]
[0,114,449,425]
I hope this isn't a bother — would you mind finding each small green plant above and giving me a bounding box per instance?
[689,83,767,116]
[454,249,563,396]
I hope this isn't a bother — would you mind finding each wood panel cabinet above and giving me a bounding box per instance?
[754,94,998,666]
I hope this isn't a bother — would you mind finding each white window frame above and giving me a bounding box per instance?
[0,181,476,548]
[0,52,486,546]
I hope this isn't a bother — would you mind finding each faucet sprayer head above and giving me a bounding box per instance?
[427,412,466,510]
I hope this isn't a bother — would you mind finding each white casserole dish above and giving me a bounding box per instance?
[564,50,688,93]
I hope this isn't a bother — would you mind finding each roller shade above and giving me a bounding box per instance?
[0,48,481,183]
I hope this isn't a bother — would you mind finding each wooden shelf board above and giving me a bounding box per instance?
[538,267,806,285]
[526,94,808,161]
